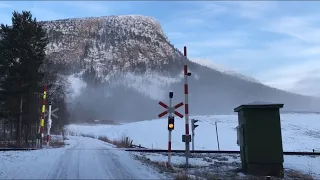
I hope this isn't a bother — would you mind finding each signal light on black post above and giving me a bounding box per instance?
[168,116,174,130]
[192,119,199,130]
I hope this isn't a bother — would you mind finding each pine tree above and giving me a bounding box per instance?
[0,11,48,147]
[81,59,103,90]
[41,57,70,131]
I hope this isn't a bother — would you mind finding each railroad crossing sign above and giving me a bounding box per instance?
[158,101,184,118]
[44,108,59,118]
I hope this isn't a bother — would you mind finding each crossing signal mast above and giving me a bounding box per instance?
[158,91,184,166]
[191,119,200,151]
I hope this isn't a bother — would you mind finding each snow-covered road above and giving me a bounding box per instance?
[0,136,164,179]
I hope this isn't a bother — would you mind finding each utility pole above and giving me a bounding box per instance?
[215,121,220,151]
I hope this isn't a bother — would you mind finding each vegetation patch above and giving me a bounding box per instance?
[79,133,96,139]
[175,173,190,180]
[98,134,133,148]
[286,169,314,180]
[48,140,66,148]
[134,154,174,175]
[133,152,316,180]
[77,132,133,148]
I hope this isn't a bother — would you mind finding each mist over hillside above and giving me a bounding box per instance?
[42,15,320,122]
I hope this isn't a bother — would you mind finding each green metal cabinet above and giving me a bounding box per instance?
[234,103,284,177]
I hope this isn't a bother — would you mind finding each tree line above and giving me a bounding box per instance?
[0,11,69,147]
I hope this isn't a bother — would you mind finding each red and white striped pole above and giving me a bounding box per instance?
[38,84,47,148]
[184,46,190,167]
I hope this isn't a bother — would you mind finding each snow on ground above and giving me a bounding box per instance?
[67,114,320,152]
[139,152,213,167]
[0,136,165,179]
[133,152,320,179]
[285,155,320,177]
[50,134,64,140]
[135,152,320,174]
[68,113,320,179]
[0,137,78,179]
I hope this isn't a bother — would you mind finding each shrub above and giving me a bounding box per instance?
[98,134,133,148]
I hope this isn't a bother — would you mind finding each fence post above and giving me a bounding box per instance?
[215,121,220,151]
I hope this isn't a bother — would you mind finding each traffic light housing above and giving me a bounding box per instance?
[168,116,174,130]
[192,119,199,130]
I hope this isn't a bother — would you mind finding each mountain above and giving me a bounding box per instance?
[41,15,320,122]
[190,59,260,83]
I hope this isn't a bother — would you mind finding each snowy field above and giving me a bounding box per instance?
[68,113,320,179]
[133,151,320,179]
[67,113,320,152]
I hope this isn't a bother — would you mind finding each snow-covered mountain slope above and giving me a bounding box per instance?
[41,15,320,121]
[191,58,260,83]
[42,15,183,78]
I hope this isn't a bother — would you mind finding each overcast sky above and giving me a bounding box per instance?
[1,1,320,97]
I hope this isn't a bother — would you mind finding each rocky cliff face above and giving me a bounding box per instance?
[41,15,320,121]
[42,15,185,78]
